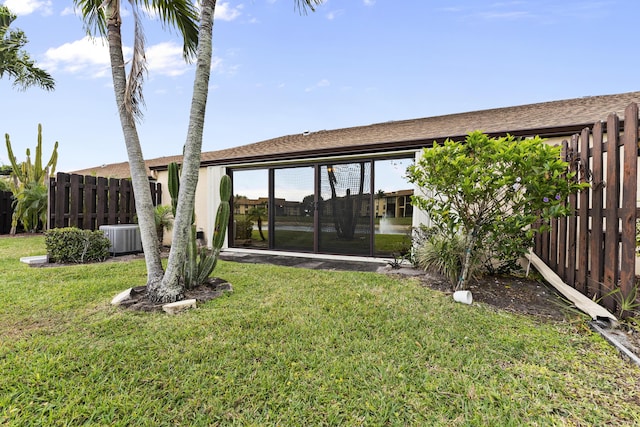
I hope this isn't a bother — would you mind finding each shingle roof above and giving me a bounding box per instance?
[71,91,640,178]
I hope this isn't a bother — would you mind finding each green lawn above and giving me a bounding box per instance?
[1,235,639,426]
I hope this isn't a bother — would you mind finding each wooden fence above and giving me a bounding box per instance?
[534,103,639,312]
[0,190,12,235]
[48,172,162,231]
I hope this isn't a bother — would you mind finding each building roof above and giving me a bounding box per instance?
[71,91,640,178]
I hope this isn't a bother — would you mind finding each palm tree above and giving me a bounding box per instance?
[75,0,323,303]
[0,5,54,91]
[247,204,267,241]
[74,0,199,302]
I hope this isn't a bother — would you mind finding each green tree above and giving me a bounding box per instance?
[247,204,267,241]
[75,0,322,303]
[407,131,587,290]
[0,5,54,91]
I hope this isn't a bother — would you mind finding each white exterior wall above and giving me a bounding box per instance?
[206,166,228,249]
[411,149,432,230]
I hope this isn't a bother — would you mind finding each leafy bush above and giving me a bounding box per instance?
[45,227,111,263]
[408,131,588,290]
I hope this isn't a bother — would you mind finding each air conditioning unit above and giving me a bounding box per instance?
[99,224,142,255]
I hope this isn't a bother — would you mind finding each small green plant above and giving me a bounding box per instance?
[11,181,47,232]
[599,285,640,332]
[414,228,468,286]
[44,227,110,263]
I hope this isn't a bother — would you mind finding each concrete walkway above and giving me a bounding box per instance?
[219,248,392,273]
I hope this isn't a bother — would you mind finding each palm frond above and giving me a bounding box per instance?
[73,0,109,37]
[295,0,325,14]
[124,1,147,122]
[138,0,198,61]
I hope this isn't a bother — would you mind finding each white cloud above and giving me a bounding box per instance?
[146,42,191,77]
[41,36,213,79]
[3,0,52,16]
[42,36,115,78]
[363,0,375,5]
[215,2,243,21]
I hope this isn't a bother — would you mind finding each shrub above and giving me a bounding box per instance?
[408,131,588,290]
[45,227,111,264]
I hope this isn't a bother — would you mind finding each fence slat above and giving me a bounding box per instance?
[69,174,82,227]
[83,175,97,230]
[54,172,70,228]
[576,127,590,295]
[619,103,639,305]
[589,121,605,299]
[566,135,579,286]
[603,113,620,311]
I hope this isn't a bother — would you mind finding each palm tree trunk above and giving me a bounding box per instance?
[151,0,217,303]
[105,4,164,287]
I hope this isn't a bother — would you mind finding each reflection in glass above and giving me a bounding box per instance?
[373,158,414,256]
[273,166,315,252]
[232,169,269,249]
[319,162,372,255]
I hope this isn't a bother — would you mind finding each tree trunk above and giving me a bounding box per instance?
[150,0,217,303]
[105,3,164,288]
[456,229,478,291]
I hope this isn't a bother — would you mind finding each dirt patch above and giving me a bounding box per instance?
[386,268,572,322]
[118,278,233,312]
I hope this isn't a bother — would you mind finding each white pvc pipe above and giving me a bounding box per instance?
[453,290,473,305]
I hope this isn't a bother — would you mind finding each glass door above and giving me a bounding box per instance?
[318,162,372,255]
[272,166,315,252]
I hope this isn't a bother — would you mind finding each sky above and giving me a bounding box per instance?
[1,0,639,173]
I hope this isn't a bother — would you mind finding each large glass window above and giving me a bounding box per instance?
[229,155,414,257]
